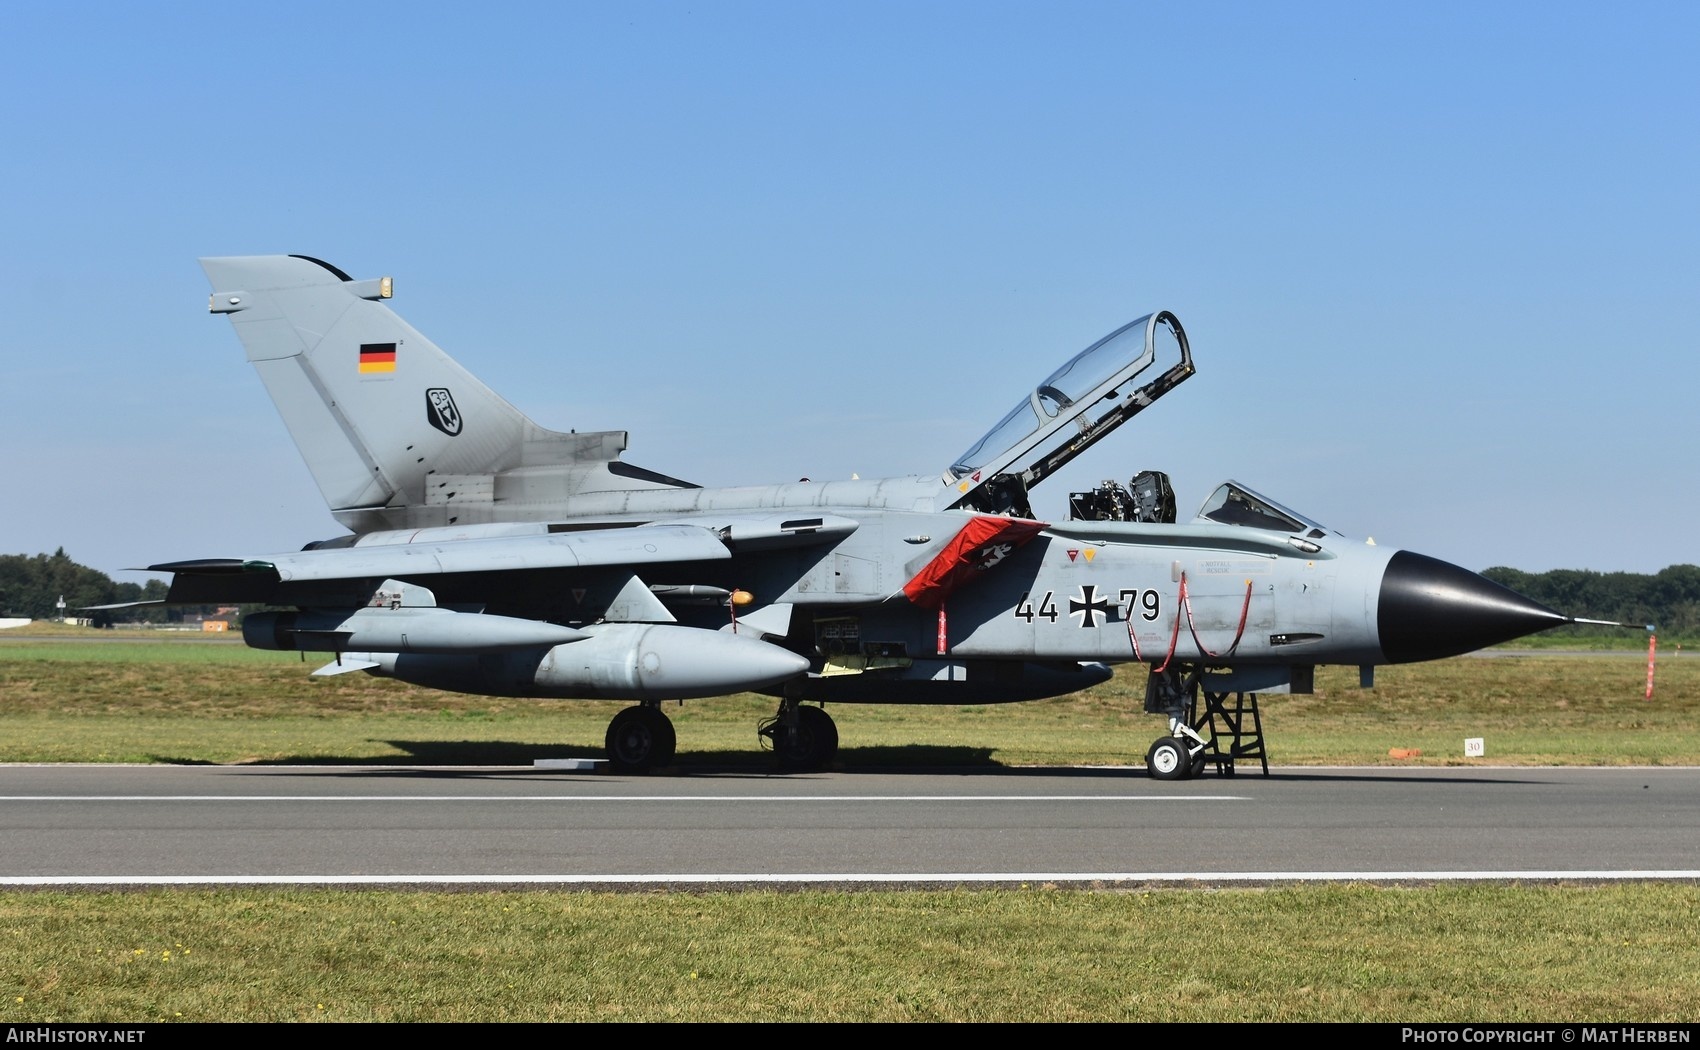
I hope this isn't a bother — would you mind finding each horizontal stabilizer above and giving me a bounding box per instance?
[250,523,732,583]
[148,523,739,605]
[147,559,249,574]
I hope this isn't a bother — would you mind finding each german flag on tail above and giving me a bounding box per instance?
[358,342,397,374]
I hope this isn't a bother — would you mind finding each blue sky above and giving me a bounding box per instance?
[3,1,1694,582]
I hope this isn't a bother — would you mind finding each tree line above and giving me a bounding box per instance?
[4,549,1697,639]
[1482,564,1700,640]
[0,549,176,624]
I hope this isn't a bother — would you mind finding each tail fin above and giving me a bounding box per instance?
[201,255,687,533]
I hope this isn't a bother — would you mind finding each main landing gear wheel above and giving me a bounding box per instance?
[1145,736,1191,781]
[605,705,677,774]
[765,703,839,772]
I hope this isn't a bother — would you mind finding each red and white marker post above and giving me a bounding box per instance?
[1646,632,1657,700]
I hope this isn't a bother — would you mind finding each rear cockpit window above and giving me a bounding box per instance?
[1197,482,1318,533]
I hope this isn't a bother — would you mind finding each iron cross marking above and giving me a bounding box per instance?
[1069,584,1111,628]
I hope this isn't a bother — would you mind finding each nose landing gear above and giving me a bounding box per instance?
[1142,664,1268,780]
[1145,720,1210,781]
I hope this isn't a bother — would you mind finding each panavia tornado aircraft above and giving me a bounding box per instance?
[150,254,1571,778]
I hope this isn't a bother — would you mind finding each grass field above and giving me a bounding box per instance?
[0,624,1690,768]
[1,624,1695,1023]
[5,885,1699,1023]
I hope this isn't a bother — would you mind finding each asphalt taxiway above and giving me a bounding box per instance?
[2,764,1696,888]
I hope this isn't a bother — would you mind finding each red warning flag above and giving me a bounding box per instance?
[901,516,1049,609]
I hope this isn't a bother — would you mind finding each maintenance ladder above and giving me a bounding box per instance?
[1192,688,1268,776]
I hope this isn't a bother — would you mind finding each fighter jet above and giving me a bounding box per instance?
[151,254,1569,778]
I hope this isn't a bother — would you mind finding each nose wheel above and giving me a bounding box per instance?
[1145,735,1206,780]
[1145,716,1209,781]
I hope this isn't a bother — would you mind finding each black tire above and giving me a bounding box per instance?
[798,705,839,764]
[1190,751,1208,778]
[1145,736,1189,781]
[776,705,838,771]
[605,706,676,774]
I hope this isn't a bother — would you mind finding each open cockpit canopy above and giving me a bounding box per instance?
[941,311,1194,515]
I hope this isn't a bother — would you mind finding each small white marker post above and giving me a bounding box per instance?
[1464,737,1485,758]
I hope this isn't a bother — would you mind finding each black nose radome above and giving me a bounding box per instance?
[1378,550,1569,664]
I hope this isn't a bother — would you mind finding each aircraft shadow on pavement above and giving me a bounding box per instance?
[145,740,1552,785]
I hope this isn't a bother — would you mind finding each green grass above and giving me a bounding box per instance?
[4,885,1699,1023]
[1,628,1693,767]
[3,626,1696,1023]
